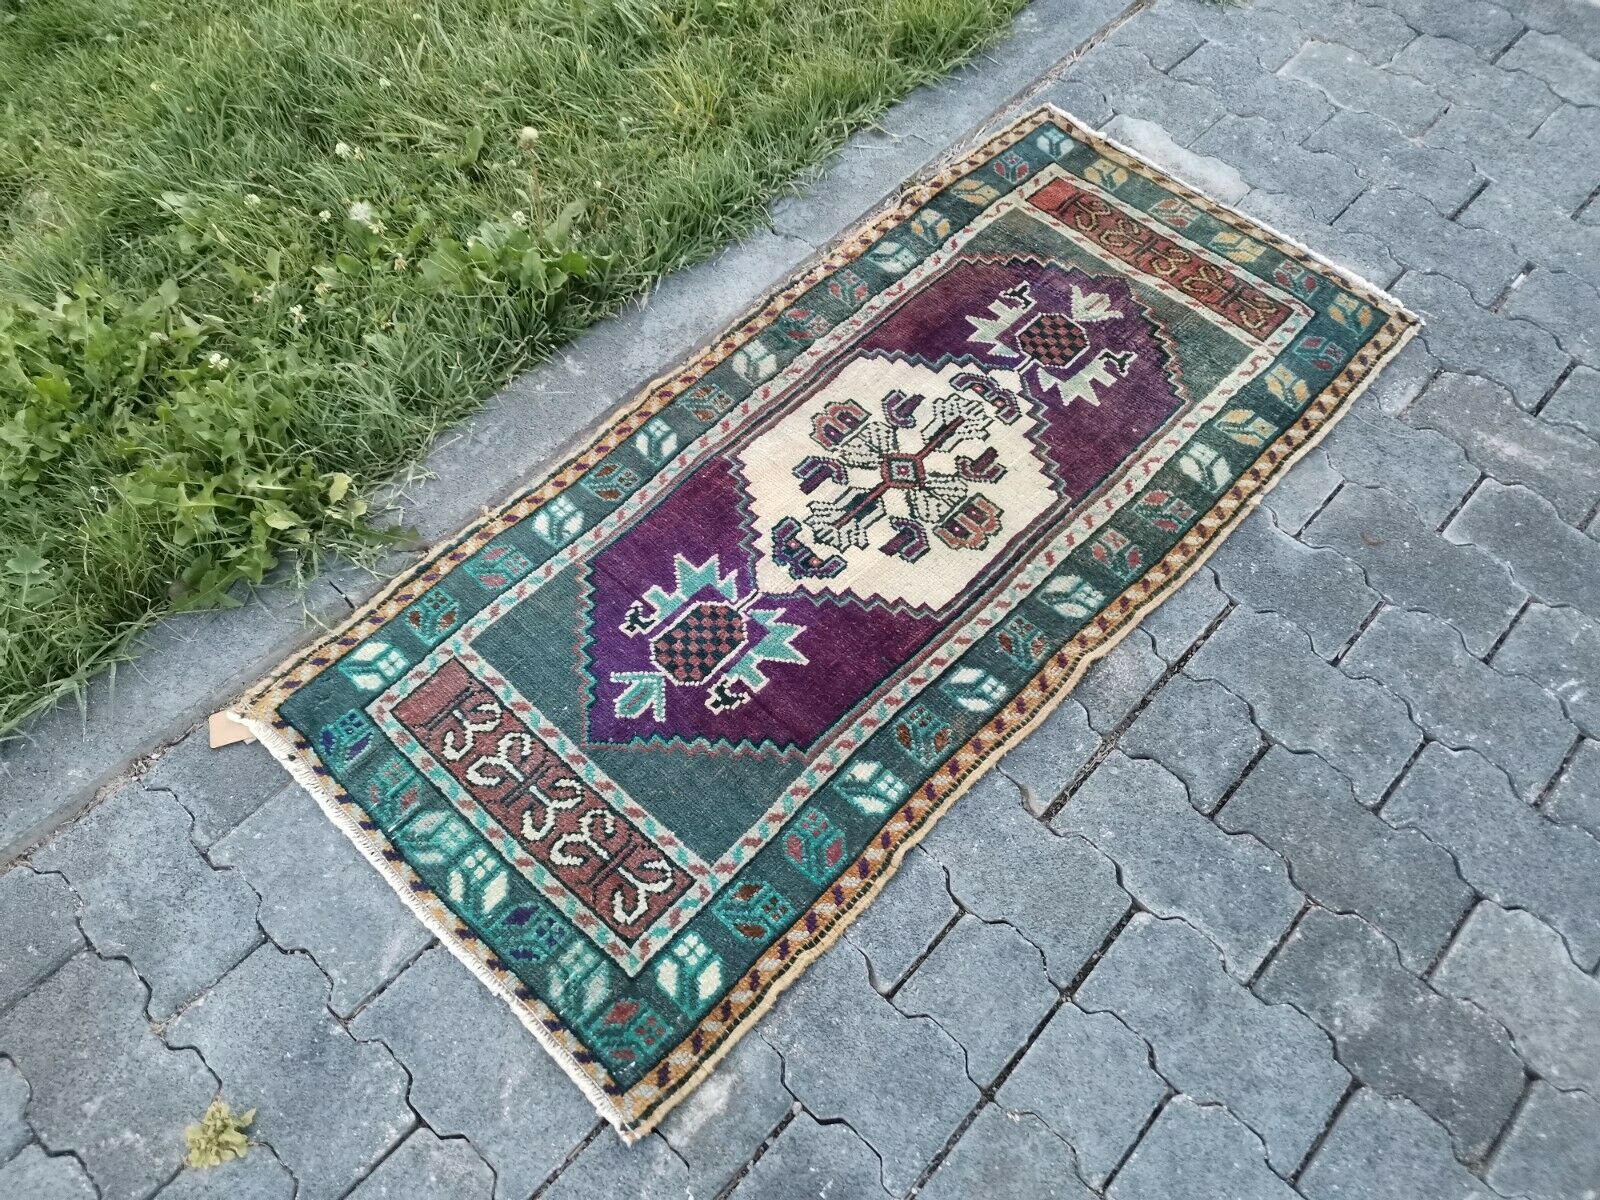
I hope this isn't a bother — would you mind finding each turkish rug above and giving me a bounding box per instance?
[236,106,1418,1141]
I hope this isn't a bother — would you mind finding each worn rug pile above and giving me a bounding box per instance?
[236,107,1417,1141]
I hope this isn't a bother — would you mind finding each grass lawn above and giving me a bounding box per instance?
[0,0,1028,733]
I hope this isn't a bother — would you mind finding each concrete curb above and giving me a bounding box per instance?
[0,0,1139,863]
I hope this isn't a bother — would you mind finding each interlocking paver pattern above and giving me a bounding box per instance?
[7,0,1600,1194]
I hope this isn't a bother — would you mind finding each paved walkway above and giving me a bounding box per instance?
[5,0,1600,1195]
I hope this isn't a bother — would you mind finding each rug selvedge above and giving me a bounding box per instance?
[236,105,1418,1141]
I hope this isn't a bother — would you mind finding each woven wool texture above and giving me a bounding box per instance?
[237,107,1418,1141]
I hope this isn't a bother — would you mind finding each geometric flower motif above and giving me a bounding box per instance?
[832,760,910,817]
[730,340,778,384]
[1083,157,1127,190]
[1151,197,1203,230]
[1217,407,1276,448]
[1272,262,1320,299]
[364,755,426,829]
[655,933,724,1016]
[783,807,848,885]
[581,461,641,504]
[714,880,794,941]
[1039,572,1106,622]
[463,542,534,591]
[1033,125,1071,158]
[492,902,570,966]
[1265,364,1310,407]
[1089,527,1143,582]
[547,940,613,1022]
[939,665,1007,714]
[401,589,461,647]
[337,640,409,691]
[993,149,1032,183]
[587,998,673,1070]
[1292,334,1346,372]
[893,702,954,768]
[867,239,922,277]
[950,178,1002,208]
[827,268,871,307]
[1133,488,1197,534]
[318,709,375,769]
[1329,292,1375,332]
[532,493,586,547]
[1177,442,1231,492]
[1211,230,1265,264]
[674,380,736,423]
[633,416,679,465]
[447,844,510,916]
[994,612,1050,668]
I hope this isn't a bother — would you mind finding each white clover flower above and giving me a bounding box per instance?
[148,330,169,345]
[335,141,354,159]
[206,352,231,370]
[245,193,262,207]
[517,126,540,151]
[392,255,408,271]
[510,209,529,227]
[347,200,380,232]
[289,305,305,324]
[313,281,333,295]
[318,209,332,222]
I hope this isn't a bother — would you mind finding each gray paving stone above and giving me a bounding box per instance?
[1171,41,1334,141]
[1446,480,1600,617]
[1303,111,1481,216]
[156,1150,297,1200]
[1191,115,1364,221]
[1344,606,1576,800]
[1394,273,1569,411]
[893,915,1055,1085]
[1186,608,1423,805]
[1534,101,1600,194]
[0,1145,98,1200]
[1256,908,1524,1161]
[1057,753,1301,978]
[1546,738,1600,836]
[1108,1098,1299,1200]
[921,773,1130,987]
[1062,45,1228,146]
[920,1105,1096,1200]
[1302,482,1525,656]
[725,1112,889,1200]
[1434,902,1600,1096]
[33,789,261,1021]
[348,947,593,1200]
[1502,0,1600,57]
[1386,0,1526,55]
[541,1132,687,1200]
[1298,1090,1497,1200]
[1390,35,1561,135]
[1385,742,1600,970]
[1256,0,1418,62]
[1408,372,1600,524]
[1140,568,1229,664]
[141,734,291,848]
[168,945,413,1200]
[1458,182,1600,294]
[997,1003,1167,1190]
[1350,332,1441,419]
[1077,914,1348,1174]
[1219,747,1473,972]
[1542,363,1600,438]
[998,698,1100,817]
[1338,187,1523,305]
[1485,1081,1600,1200]
[1100,0,1206,72]
[0,1057,30,1163]
[1504,267,1600,367]
[1037,77,1114,132]
[1284,42,1447,135]
[1206,509,1378,659]
[659,1032,793,1199]
[1425,104,1598,213]
[1121,674,1260,814]
[1322,412,1478,529]
[761,945,976,1196]
[346,1131,493,1200]
[1236,190,1403,293]
[1501,29,1600,106]
[1496,603,1600,736]
[1101,116,1249,204]
[1075,630,1166,734]
[1,955,213,1200]
[0,866,82,1014]
[843,846,957,992]
[1123,0,1310,71]
[211,787,429,1017]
